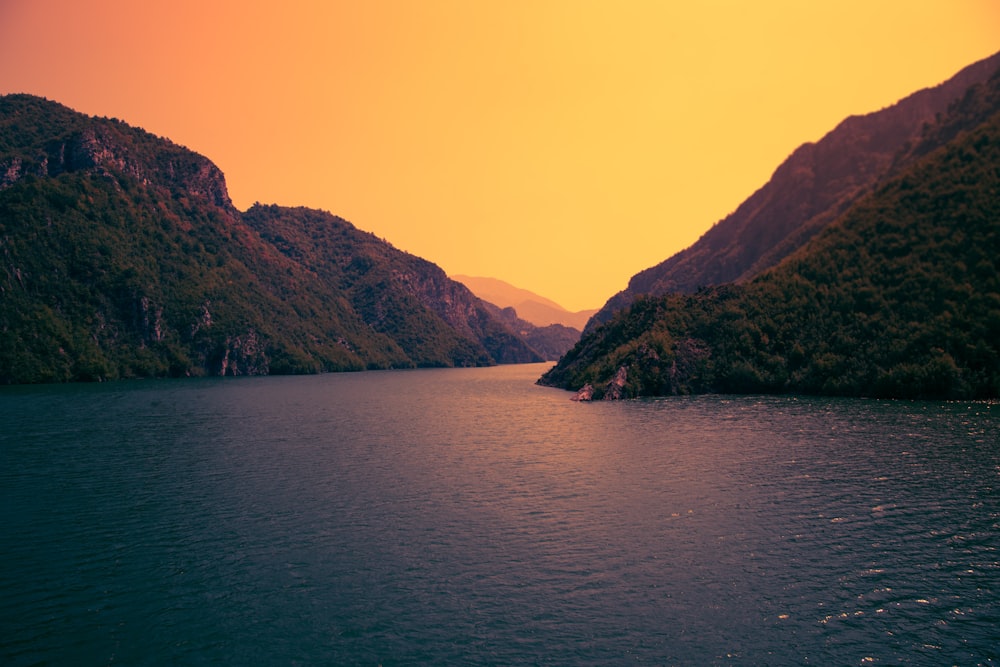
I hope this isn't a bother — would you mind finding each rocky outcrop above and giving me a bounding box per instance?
[214,329,268,377]
[135,295,165,344]
[603,366,628,400]
[0,96,233,209]
[568,366,627,401]
[1,156,32,188]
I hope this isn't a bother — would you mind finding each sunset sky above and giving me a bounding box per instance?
[1,2,998,311]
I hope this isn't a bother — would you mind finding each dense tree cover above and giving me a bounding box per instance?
[541,108,1000,400]
[0,170,405,382]
[0,95,541,383]
[243,204,541,367]
[585,52,1000,332]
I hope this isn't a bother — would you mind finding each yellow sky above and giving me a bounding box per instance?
[1,1,997,311]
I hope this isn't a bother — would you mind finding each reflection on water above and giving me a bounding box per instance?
[2,364,998,665]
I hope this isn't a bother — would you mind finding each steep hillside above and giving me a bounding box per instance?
[0,94,540,383]
[243,205,540,365]
[541,78,1000,400]
[475,300,582,361]
[587,50,1000,331]
[449,274,593,358]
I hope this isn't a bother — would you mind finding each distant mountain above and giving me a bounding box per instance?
[541,67,1000,400]
[0,94,543,383]
[587,50,1000,332]
[450,275,587,359]
[474,301,582,361]
[452,275,597,330]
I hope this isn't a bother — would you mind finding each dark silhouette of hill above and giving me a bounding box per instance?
[587,50,1000,332]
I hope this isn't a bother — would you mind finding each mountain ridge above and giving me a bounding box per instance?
[451,274,597,330]
[0,94,544,382]
[586,50,1000,332]
[541,66,1000,400]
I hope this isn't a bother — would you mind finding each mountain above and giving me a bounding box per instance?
[449,274,594,360]
[540,68,1000,400]
[452,276,595,361]
[586,50,1000,332]
[451,274,597,330]
[0,94,542,383]
[239,205,544,366]
[475,300,582,361]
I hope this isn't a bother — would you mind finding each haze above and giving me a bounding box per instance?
[1,1,997,311]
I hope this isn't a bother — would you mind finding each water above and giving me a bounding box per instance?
[2,363,998,666]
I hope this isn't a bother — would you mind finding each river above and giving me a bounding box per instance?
[2,363,997,665]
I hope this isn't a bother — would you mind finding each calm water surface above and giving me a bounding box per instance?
[2,363,998,665]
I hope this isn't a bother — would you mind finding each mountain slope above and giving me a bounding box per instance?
[475,300,582,361]
[0,94,540,383]
[541,73,1000,400]
[587,50,1000,331]
[243,205,540,365]
[451,274,597,330]
[450,274,594,359]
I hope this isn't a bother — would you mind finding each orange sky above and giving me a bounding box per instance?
[1,1,998,311]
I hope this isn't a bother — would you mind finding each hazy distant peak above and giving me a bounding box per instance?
[451,275,597,330]
[451,275,567,311]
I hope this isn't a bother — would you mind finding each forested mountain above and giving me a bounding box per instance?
[587,50,1000,331]
[0,94,542,383]
[540,69,1000,400]
[474,299,582,361]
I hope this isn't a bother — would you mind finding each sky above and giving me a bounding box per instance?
[1,2,998,311]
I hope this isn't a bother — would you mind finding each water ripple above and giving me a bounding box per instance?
[2,370,998,665]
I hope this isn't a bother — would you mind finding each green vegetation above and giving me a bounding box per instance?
[542,106,1000,400]
[0,94,540,383]
[585,52,1000,332]
[0,169,392,382]
[242,204,530,368]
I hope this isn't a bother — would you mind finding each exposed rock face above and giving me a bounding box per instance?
[387,263,541,364]
[0,99,233,210]
[567,367,628,401]
[587,50,1000,332]
[136,295,165,344]
[215,330,268,376]
[603,366,628,400]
